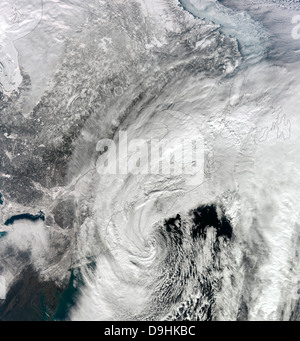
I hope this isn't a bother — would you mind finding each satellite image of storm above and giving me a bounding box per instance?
[0,0,300,322]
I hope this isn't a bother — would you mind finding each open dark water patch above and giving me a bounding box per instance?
[4,211,45,226]
[52,268,85,321]
[191,204,232,240]
[0,232,7,239]
[0,265,64,321]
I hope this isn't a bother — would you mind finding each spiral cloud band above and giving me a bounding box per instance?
[0,0,300,321]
